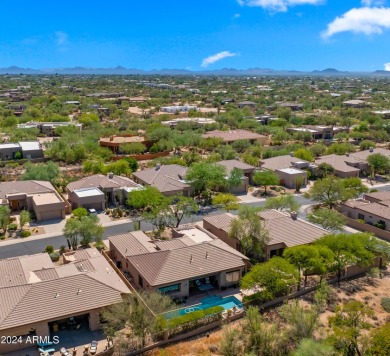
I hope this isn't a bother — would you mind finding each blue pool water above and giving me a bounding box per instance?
[165,296,242,318]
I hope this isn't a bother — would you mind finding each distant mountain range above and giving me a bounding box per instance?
[0,65,389,76]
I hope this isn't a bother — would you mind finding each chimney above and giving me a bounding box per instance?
[108,172,114,179]
[290,211,298,220]
[290,151,294,157]
[369,147,374,153]
[155,163,161,170]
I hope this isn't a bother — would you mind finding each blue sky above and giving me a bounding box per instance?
[0,0,389,71]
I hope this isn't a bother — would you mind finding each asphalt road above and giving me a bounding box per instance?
[0,195,320,259]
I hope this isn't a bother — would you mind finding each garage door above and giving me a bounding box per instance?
[40,210,63,221]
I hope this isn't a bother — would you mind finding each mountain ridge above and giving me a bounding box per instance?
[0,66,389,76]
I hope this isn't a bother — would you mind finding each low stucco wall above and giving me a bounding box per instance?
[343,216,390,242]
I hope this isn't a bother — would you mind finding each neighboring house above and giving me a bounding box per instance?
[373,110,390,119]
[160,105,197,113]
[259,154,311,189]
[109,225,248,299]
[277,102,304,111]
[17,121,82,135]
[314,148,390,178]
[86,92,122,98]
[64,100,80,105]
[339,192,390,232]
[0,248,130,354]
[287,126,348,140]
[161,117,216,127]
[203,210,327,260]
[0,181,66,221]
[314,154,361,178]
[99,135,152,153]
[237,101,257,109]
[132,164,191,196]
[0,141,43,161]
[66,173,142,210]
[217,159,256,193]
[202,129,268,145]
[343,99,366,108]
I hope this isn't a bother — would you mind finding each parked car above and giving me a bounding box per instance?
[88,208,97,215]
[37,342,55,354]
[60,347,70,356]
[90,340,98,355]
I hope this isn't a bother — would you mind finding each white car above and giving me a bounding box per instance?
[90,340,98,355]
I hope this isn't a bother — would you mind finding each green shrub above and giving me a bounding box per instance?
[356,219,365,224]
[44,245,54,254]
[49,252,60,262]
[8,223,17,230]
[20,230,31,238]
[381,297,390,313]
[0,235,5,240]
[374,221,386,230]
[242,290,273,304]
[72,207,88,218]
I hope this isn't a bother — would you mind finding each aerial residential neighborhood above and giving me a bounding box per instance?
[0,72,389,356]
[1,1,390,356]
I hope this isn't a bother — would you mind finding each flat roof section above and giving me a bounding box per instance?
[32,192,62,205]
[19,141,41,151]
[180,228,213,244]
[0,143,19,149]
[74,187,104,198]
[277,168,305,174]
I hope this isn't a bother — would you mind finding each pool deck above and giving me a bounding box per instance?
[181,287,242,308]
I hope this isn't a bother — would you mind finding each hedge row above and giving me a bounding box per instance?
[162,305,224,330]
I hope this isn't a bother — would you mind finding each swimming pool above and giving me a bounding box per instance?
[165,295,243,318]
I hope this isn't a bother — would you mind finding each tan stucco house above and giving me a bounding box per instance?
[203,210,327,260]
[66,173,142,210]
[0,180,66,221]
[0,248,130,353]
[109,226,248,299]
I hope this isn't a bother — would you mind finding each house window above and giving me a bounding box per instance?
[226,270,240,283]
[358,214,365,220]
[158,284,181,294]
[138,275,143,288]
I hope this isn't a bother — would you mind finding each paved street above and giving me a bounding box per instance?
[0,184,388,259]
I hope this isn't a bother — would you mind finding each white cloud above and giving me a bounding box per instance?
[201,51,238,67]
[322,7,390,38]
[361,0,386,6]
[385,62,390,71]
[237,0,323,12]
[55,31,69,45]
[233,13,241,18]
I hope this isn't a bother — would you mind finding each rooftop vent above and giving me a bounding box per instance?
[190,254,193,263]
[54,293,60,298]
[290,211,298,220]
[369,147,374,152]
[77,289,82,295]
[155,163,161,170]
[108,172,114,179]
[290,151,294,157]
